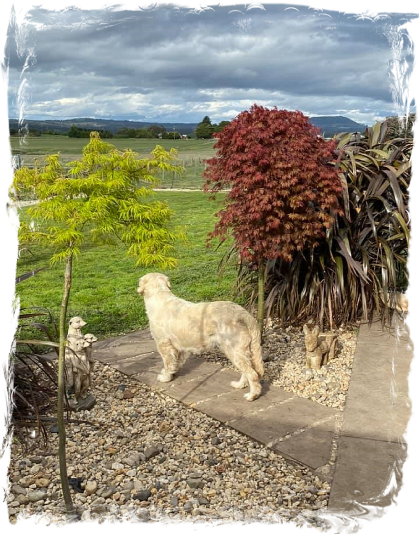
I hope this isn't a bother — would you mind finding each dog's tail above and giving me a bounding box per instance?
[245,313,264,378]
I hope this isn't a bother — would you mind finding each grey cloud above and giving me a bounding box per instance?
[6,4,417,124]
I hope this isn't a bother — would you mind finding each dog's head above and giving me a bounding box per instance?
[137,273,171,297]
[69,316,87,330]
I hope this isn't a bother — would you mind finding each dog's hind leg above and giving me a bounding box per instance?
[230,373,249,389]
[243,368,262,402]
[225,348,262,401]
[156,341,179,382]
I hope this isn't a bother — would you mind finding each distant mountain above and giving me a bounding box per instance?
[9,115,368,137]
[9,118,198,136]
[309,116,368,137]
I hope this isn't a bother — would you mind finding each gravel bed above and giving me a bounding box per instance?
[199,320,358,411]
[8,365,332,528]
[7,322,358,527]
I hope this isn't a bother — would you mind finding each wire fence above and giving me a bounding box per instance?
[10,155,208,199]
[156,158,207,189]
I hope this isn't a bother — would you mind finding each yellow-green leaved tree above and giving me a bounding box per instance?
[11,132,184,514]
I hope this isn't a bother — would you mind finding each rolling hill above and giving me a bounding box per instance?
[9,115,368,137]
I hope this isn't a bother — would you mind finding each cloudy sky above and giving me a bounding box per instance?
[4,1,419,126]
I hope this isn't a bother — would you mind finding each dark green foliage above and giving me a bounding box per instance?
[116,125,167,139]
[234,121,411,328]
[68,125,113,138]
[213,121,230,133]
[195,116,215,139]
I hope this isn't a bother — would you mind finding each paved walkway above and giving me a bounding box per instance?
[92,315,413,515]
[328,316,412,515]
[94,330,338,472]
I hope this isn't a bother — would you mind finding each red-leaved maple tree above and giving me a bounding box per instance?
[203,104,343,334]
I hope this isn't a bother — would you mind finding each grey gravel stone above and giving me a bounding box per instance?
[186,477,203,489]
[133,489,151,501]
[91,504,107,515]
[135,510,151,522]
[92,497,105,505]
[183,501,193,512]
[144,444,162,459]
[27,489,47,502]
[11,485,27,495]
[85,480,98,495]
[100,486,116,499]
[122,452,141,467]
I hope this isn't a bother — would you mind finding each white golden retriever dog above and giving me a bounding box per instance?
[137,273,264,401]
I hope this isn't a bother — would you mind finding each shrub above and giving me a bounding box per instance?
[235,121,411,328]
[204,104,342,333]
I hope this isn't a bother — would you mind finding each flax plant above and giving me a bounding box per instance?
[233,121,411,328]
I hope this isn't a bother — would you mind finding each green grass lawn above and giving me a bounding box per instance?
[11,135,215,190]
[10,135,216,162]
[16,191,239,340]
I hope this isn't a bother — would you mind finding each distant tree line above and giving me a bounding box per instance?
[10,118,232,139]
[114,125,189,139]
[195,116,230,139]
[68,125,113,138]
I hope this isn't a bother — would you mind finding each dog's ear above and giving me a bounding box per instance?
[164,276,171,289]
[137,277,146,295]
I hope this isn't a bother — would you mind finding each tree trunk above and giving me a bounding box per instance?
[257,262,265,339]
[57,254,74,513]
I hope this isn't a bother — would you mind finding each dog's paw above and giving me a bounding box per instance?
[157,372,173,383]
[230,380,248,389]
[244,392,258,402]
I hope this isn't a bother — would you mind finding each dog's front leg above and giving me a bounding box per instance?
[156,341,178,382]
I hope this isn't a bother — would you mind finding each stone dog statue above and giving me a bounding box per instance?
[303,324,338,370]
[65,316,97,403]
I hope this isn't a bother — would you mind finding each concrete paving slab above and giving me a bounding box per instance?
[107,352,161,375]
[230,397,336,446]
[162,368,239,405]
[355,319,410,347]
[94,339,157,362]
[173,358,224,381]
[338,318,412,444]
[196,381,294,423]
[272,416,336,470]
[328,436,407,513]
[132,358,224,389]
[95,330,153,351]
